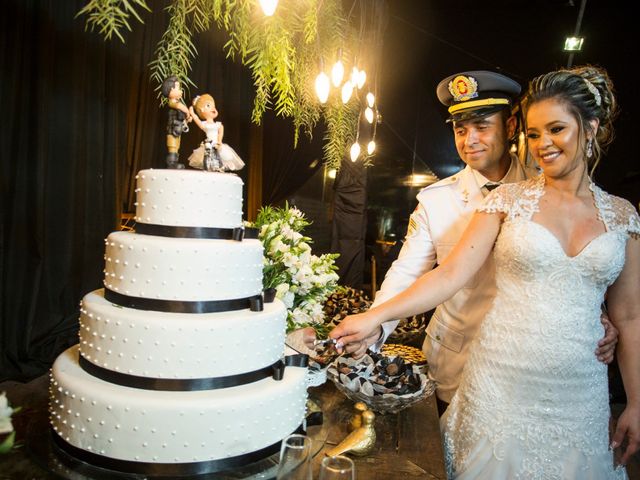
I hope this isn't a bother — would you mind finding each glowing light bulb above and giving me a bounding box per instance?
[367,140,376,155]
[331,60,344,87]
[351,67,359,85]
[327,169,337,179]
[366,92,375,107]
[365,107,374,123]
[259,0,278,16]
[341,81,353,104]
[357,70,366,89]
[350,142,361,162]
[315,72,330,104]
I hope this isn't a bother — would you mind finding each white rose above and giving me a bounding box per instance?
[299,249,312,264]
[291,308,312,326]
[280,291,294,309]
[269,235,284,255]
[275,283,289,297]
[277,242,290,253]
[298,242,311,252]
[310,303,325,323]
[282,252,298,268]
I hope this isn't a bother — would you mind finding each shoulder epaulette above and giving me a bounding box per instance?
[419,173,461,193]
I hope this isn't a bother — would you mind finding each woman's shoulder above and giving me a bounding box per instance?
[592,184,636,212]
[593,185,640,234]
[493,175,543,199]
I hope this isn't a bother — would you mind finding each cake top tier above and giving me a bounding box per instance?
[135,170,243,228]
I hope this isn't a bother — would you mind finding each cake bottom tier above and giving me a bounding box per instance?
[50,345,308,468]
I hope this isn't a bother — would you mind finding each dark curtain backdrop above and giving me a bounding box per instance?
[261,112,324,206]
[331,158,368,288]
[1,0,321,381]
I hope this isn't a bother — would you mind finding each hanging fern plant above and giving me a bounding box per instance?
[78,0,372,170]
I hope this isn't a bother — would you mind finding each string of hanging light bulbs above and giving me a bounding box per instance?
[261,0,382,163]
[315,54,378,162]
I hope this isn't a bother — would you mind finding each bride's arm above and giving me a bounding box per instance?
[607,235,640,465]
[330,210,503,349]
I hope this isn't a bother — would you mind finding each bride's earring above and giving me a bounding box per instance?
[586,139,593,159]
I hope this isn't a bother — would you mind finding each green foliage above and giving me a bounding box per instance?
[323,98,360,170]
[78,0,369,170]
[149,0,198,97]
[0,431,16,454]
[77,0,150,43]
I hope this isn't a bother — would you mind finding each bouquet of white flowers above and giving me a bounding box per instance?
[252,204,340,335]
[0,392,19,454]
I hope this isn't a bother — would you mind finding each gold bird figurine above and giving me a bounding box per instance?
[326,409,376,457]
[348,401,369,432]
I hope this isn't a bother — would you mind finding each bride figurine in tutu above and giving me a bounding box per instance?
[188,94,244,172]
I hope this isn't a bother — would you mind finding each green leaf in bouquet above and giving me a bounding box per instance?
[0,431,15,454]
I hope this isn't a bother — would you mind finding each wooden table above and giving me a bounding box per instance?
[0,375,445,479]
[309,382,445,479]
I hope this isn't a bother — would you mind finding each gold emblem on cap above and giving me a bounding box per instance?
[448,75,479,102]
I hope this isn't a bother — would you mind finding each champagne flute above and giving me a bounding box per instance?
[319,455,355,480]
[276,433,313,480]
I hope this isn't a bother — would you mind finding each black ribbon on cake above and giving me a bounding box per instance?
[51,424,305,476]
[104,288,264,313]
[79,353,309,391]
[135,223,259,241]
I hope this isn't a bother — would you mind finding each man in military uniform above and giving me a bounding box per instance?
[161,76,191,169]
[333,70,618,415]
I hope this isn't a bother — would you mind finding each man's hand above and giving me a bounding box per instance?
[611,403,640,466]
[596,312,618,364]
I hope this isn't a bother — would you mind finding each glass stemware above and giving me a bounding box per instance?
[275,433,313,480]
[319,455,355,480]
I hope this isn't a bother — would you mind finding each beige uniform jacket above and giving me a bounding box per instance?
[371,155,537,403]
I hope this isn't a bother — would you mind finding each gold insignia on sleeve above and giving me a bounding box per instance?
[448,75,479,102]
[407,215,419,238]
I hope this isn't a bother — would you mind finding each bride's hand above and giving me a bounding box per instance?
[611,403,640,466]
[329,311,381,358]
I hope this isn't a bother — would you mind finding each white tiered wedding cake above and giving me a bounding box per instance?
[49,170,309,475]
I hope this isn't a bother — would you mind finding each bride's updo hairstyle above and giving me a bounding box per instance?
[523,65,618,174]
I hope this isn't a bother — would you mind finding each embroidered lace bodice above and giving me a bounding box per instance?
[442,175,640,480]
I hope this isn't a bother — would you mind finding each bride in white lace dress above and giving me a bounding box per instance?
[331,66,640,479]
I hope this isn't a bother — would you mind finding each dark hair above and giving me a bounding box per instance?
[161,76,180,98]
[523,65,618,174]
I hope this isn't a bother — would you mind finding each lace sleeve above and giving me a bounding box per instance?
[477,183,517,215]
[612,197,640,238]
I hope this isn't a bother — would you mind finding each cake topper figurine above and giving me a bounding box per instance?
[161,76,192,169]
[188,94,245,172]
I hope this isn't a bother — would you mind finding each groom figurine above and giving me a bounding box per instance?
[333,70,619,415]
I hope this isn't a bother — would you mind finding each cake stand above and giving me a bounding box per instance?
[26,408,328,480]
